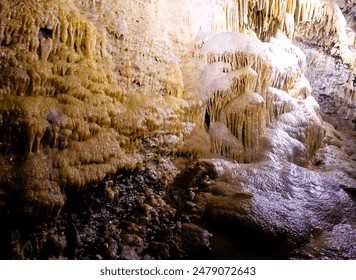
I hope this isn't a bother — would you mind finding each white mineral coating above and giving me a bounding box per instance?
[196,30,324,164]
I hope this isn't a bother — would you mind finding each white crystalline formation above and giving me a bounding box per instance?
[196,30,323,164]
[190,0,354,164]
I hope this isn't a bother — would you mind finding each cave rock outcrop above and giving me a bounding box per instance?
[0,0,355,222]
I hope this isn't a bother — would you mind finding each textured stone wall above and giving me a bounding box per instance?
[0,0,355,219]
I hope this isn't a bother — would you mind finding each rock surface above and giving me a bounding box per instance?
[0,0,355,259]
[172,158,356,258]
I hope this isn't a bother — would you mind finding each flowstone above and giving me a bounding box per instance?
[193,31,324,164]
[0,0,187,218]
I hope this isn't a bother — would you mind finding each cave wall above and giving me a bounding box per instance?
[0,0,355,219]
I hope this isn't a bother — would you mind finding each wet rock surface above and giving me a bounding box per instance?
[171,158,356,259]
[292,224,356,259]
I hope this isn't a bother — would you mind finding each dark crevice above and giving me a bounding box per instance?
[38,28,53,39]
[204,109,210,129]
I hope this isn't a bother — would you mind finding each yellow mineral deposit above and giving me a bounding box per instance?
[0,0,186,217]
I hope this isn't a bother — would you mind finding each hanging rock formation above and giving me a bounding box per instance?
[195,31,324,164]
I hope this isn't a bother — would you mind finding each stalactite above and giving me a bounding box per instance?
[195,18,323,164]
[209,0,324,41]
[220,91,264,150]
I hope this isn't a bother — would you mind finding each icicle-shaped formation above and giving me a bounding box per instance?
[209,122,245,162]
[207,89,266,163]
[295,1,356,67]
[219,91,265,156]
[0,1,113,100]
[200,32,272,93]
[195,26,323,164]
[196,32,270,162]
[0,0,120,156]
[223,0,356,66]
[267,31,307,91]
[265,88,298,124]
[203,65,259,123]
[210,0,323,40]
